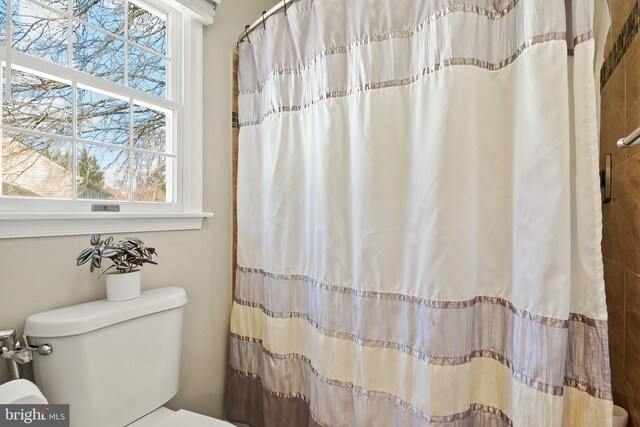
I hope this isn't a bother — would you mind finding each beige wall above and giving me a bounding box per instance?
[0,0,274,419]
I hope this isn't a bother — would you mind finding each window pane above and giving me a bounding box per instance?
[33,0,67,11]
[12,0,67,65]
[133,104,165,152]
[73,24,124,83]
[128,45,165,97]
[1,131,72,198]
[4,68,72,136]
[77,142,129,200]
[74,0,124,35]
[132,152,168,202]
[0,0,7,45]
[128,2,165,55]
[77,87,129,145]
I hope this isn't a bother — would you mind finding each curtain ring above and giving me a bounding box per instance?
[244,25,251,43]
[283,0,288,15]
[262,11,267,29]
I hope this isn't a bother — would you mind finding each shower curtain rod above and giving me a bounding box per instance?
[617,126,640,147]
[237,0,302,45]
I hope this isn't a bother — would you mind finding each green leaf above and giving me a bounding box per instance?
[77,257,90,266]
[91,258,101,269]
[90,234,101,246]
[101,248,118,258]
[125,238,142,247]
[104,236,113,245]
[116,262,132,271]
[126,249,141,258]
[76,248,93,261]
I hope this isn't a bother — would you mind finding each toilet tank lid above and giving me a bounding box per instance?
[24,287,188,338]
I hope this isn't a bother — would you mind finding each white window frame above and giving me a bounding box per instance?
[0,0,217,238]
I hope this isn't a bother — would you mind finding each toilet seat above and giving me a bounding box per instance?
[128,407,235,427]
[153,409,234,427]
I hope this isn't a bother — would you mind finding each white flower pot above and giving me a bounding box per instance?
[106,270,141,302]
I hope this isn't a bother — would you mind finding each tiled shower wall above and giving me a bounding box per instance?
[601,1,640,425]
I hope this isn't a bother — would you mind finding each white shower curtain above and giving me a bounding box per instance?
[227,1,613,425]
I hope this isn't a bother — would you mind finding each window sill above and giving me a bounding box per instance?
[0,212,214,239]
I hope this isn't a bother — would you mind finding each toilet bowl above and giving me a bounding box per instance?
[613,405,629,427]
[0,379,47,405]
[22,287,234,427]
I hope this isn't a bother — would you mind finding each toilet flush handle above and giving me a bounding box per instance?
[21,335,53,356]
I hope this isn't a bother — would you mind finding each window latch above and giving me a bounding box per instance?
[91,204,121,212]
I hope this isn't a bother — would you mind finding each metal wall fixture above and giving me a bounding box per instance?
[601,153,612,203]
[237,0,303,45]
[0,330,22,380]
[617,126,640,147]
[605,125,640,200]
[0,329,52,380]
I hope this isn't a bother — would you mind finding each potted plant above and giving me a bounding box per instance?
[76,234,158,302]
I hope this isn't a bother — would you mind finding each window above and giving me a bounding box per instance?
[0,0,216,238]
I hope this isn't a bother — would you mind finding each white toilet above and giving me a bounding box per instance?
[21,287,234,427]
[613,404,629,427]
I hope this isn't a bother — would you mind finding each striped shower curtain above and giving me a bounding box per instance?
[226,1,613,425]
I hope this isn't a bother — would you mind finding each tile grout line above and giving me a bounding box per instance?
[602,0,640,88]
[611,146,640,167]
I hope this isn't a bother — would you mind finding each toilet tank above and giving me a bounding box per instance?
[24,287,188,427]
